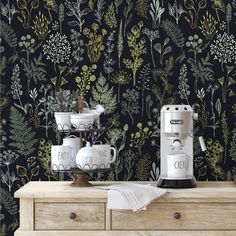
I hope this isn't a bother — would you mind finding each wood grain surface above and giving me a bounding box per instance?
[14,181,236,203]
[19,198,34,230]
[112,202,236,230]
[14,230,236,236]
[35,203,105,230]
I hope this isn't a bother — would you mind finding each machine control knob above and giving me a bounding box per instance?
[172,139,181,149]
[174,212,181,220]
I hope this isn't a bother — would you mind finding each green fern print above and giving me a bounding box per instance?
[9,107,38,157]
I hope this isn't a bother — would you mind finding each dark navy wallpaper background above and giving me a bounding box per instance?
[1,0,236,235]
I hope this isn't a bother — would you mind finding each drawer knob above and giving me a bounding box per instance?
[69,212,77,220]
[174,212,181,220]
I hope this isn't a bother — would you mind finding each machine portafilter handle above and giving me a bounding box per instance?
[193,113,207,152]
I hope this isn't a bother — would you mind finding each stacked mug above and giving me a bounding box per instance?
[54,102,103,130]
[51,139,117,171]
[51,135,80,170]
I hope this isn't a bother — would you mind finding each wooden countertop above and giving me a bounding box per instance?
[14,181,236,203]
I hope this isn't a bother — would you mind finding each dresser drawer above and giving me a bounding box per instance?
[35,203,105,230]
[111,203,236,230]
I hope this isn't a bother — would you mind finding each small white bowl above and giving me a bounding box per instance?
[54,112,72,130]
[70,113,94,130]
[82,109,100,127]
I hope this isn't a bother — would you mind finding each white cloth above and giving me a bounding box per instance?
[97,183,168,212]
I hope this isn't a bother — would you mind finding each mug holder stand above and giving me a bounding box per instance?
[51,165,111,187]
[69,166,111,187]
[71,171,92,187]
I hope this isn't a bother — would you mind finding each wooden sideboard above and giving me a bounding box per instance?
[14,181,236,236]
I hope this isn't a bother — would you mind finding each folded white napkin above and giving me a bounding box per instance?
[97,183,168,212]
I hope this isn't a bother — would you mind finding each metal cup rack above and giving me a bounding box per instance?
[52,121,107,187]
[51,163,110,187]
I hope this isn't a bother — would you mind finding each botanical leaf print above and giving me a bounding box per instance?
[123,21,146,86]
[58,3,65,33]
[136,0,149,19]
[67,29,85,75]
[9,107,38,157]
[161,19,185,48]
[104,3,117,29]
[1,1,19,25]
[75,64,97,98]
[94,0,105,25]
[121,89,140,125]
[16,0,39,29]
[90,73,117,114]
[199,11,218,40]
[1,1,236,235]
[32,11,50,40]
[149,0,165,29]
[0,20,17,48]
[83,23,107,63]
[168,1,185,25]
[0,150,19,192]
[104,30,116,79]
[65,0,90,31]
[0,188,18,231]
[183,0,207,29]
[178,64,190,104]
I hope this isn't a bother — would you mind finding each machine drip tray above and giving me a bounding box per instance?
[157,178,197,188]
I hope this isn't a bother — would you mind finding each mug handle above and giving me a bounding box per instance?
[108,147,117,163]
[83,101,89,108]
[67,135,78,139]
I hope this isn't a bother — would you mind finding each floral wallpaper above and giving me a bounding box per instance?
[1,0,236,235]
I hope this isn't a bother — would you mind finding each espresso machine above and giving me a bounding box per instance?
[157,105,206,188]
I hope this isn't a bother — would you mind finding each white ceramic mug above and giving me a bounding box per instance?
[167,153,189,178]
[83,109,100,128]
[54,112,72,130]
[62,135,80,168]
[92,144,117,168]
[70,113,94,130]
[51,145,75,170]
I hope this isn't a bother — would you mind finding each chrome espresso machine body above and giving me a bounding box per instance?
[157,105,206,188]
